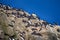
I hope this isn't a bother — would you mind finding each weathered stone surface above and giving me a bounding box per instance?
[0,4,60,40]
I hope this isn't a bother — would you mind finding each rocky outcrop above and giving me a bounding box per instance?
[0,4,60,40]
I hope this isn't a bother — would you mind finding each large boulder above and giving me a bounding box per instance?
[31,13,37,19]
[24,11,31,17]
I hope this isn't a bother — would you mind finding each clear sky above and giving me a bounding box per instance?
[0,0,60,25]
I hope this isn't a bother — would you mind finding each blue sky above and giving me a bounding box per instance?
[0,0,60,25]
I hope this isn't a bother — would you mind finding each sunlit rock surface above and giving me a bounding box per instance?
[0,4,60,40]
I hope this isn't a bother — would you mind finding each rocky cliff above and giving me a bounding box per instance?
[0,4,60,40]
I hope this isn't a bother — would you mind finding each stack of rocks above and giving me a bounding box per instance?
[0,4,60,40]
